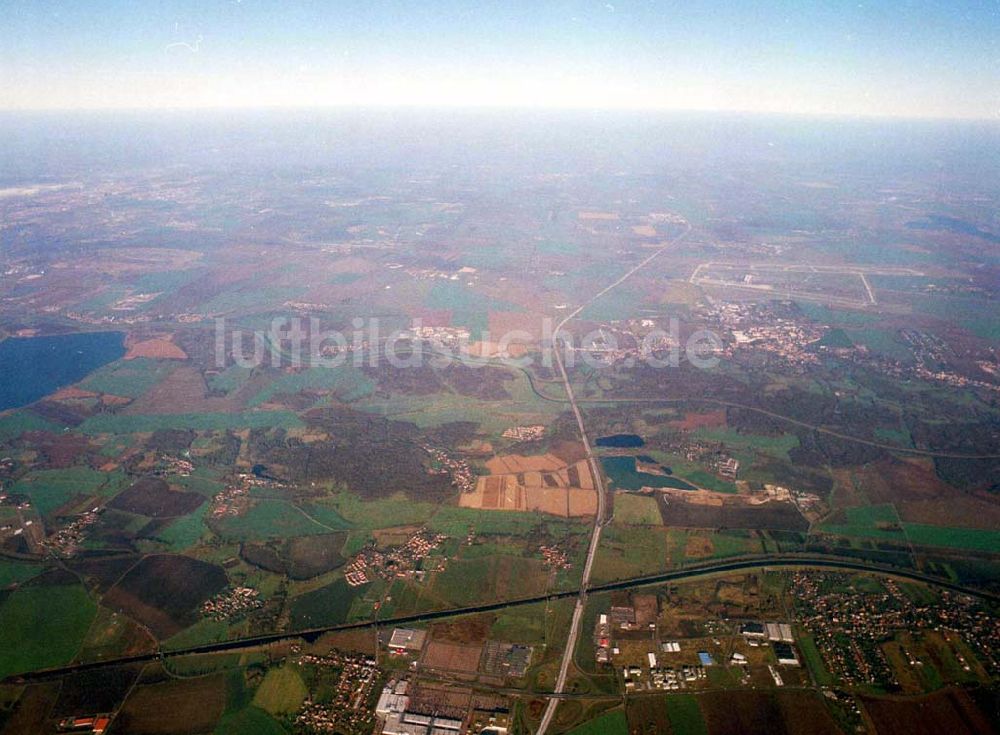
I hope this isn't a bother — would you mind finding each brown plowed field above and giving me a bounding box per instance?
[124,366,242,414]
[486,453,564,474]
[115,674,226,735]
[422,640,483,673]
[460,459,595,517]
[670,410,727,430]
[125,337,189,360]
[861,457,1000,530]
[699,690,842,735]
[861,689,997,735]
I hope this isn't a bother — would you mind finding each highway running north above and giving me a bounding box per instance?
[535,223,691,735]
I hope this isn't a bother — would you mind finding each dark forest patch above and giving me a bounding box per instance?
[50,664,144,719]
[84,510,143,552]
[240,532,347,580]
[28,401,93,428]
[19,431,95,469]
[108,477,205,518]
[789,431,887,468]
[658,496,808,532]
[263,407,453,501]
[104,554,227,639]
[145,428,196,454]
[69,553,141,593]
[439,364,512,400]
[362,362,443,395]
[934,457,1000,494]
[24,567,79,588]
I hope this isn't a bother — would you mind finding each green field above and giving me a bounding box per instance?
[613,493,662,525]
[818,503,902,539]
[490,601,551,644]
[664,694,708,735]
[691,426,800,462]
[0,410,60,441]
[214,706,288,735]
[207,365,254,395]
[797,302,882,327]
[289,578,358,629]
[909,292,1000,343]
[819,504,1000,553]
[355,390,551,432]
[10,467,125,518]
[150,503,211,551]
[163,618,232,651]
[213,499,344,541]
[845,328,913,362]
[253,666,308,715]
[79,410,303,434]
[307,492,434,529]
[200,285,305,314]
[798,634,834,687]
[248,365,374,406]
[0,581,98,679]
[873,426,912,447]
[431,554,550,607]
[593,525,669,582]
[708,530,762,559]
[173,471,227,498]
[165,653,243,678]
[424,281,521,338]
[903,524,1000,553]
[427,506,588,537]
[0,560,46,588]
[566,709,629,735]
[79,357,176,397]
[579,282,649,321]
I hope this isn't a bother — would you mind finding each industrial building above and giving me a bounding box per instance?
[773,642,800,666]
[376,680,465,735]
[388,628,428,654]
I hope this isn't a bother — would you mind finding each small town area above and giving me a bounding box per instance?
[793,571,1000,688]
[343,529,449,587]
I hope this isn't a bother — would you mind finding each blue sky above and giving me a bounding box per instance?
[1,1,997,117]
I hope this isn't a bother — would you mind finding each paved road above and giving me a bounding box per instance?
[536,224,692,735]
[10,553,997,685]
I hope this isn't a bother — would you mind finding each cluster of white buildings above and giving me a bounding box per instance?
[375,680,464,735]
[740,621,794,643]
[624,663,707,691]
[501,425,545,441]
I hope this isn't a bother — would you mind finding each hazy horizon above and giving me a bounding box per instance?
[2,107,998,185]
[2,1,998,119]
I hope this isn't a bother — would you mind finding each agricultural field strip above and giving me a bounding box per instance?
[12,554,998,684]
[535,392,1000,460]
[579,397,1000,459]
[445,351,998,460]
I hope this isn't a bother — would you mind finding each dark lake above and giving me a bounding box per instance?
[595,433,645,448]
[601,456,697,491]
[0,331,125,411]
